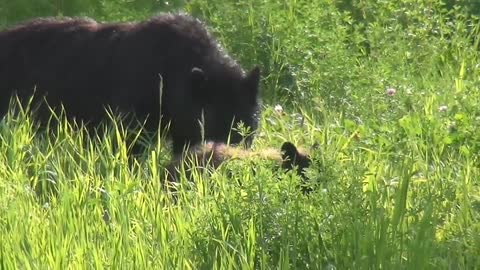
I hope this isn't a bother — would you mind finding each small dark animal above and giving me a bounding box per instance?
[280,141,311,180]
[165,141,312,193]
[0,13,261,154]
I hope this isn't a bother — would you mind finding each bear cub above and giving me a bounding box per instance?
[165,141,313,193]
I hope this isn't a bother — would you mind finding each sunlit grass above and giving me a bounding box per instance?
[1,0,480,269]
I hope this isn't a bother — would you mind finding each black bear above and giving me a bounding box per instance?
[0,13,261,154]
[165,141,313,193]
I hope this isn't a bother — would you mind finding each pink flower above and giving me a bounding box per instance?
[386,88,396,96]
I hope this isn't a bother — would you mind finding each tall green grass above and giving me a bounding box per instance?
[1,0,480,269]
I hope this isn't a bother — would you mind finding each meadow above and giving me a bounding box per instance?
[1,0,480,269]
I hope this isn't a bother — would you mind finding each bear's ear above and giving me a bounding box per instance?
[190,67,207,87]
[244,66,261,95]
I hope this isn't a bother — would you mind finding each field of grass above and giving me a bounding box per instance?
[1,0,480,269]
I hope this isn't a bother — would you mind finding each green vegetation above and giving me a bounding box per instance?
[1,0,480,268]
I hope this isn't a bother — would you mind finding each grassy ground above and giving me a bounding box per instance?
[1,0,480,269]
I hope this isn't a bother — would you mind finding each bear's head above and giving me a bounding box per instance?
[189,66,261,149]
[281,141,312,178]
[281,141,313,194]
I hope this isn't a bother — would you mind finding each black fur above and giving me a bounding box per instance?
[281,141,312,193]
[0,14,261,154]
